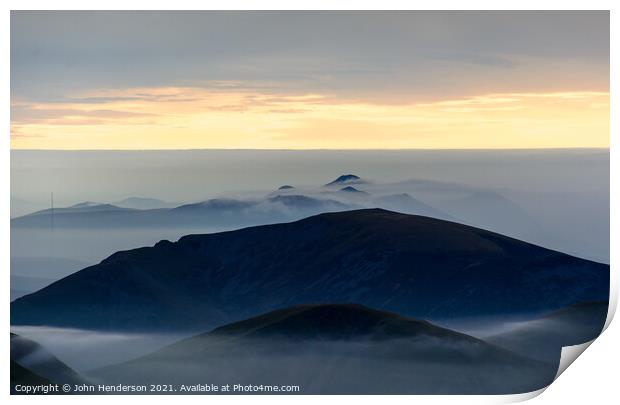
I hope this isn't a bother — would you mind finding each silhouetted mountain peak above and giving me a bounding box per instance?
[339,186,366,194]
[325,174,363,186]
[11,208,608,331]
[278,185,295,190]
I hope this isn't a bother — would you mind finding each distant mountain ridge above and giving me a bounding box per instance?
[10,174,538,252]
[27,202,131,217]
[11,209,608,332]
[12,194,356,229]
[113,197,179,209]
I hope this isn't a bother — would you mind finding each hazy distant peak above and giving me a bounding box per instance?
[70,201,102,208]
[115,197,164,204]
[278,185,295,190]
[325,174,363,186]
[339,186,366,194]
[112,197,177,209]
[71,202,121,210]
[175,198,255,211]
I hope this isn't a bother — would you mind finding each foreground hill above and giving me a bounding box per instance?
[485,301,609,363]
[11,209,608,331]
[11,361,54,394]
[206,303,481,341]
[10,333,86,386]
[92,304,556,394]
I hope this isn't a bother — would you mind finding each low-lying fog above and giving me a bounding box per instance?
[12,300,606,394]
[13,304,605,374]
[10,326,189,371]
[88,336,556,394]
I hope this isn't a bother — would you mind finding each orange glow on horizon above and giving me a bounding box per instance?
[10,87,609,150]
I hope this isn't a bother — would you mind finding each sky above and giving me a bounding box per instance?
[10,11,610,150]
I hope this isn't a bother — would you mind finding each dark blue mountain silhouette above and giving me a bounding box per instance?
[11,209,608,332]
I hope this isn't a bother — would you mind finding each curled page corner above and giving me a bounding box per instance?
[552,298,614,381]
[554,339,596,380]
[496,333,605,403]
[497,387,548,403]
[603,293,617,332]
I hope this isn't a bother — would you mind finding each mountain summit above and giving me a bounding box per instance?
[325,174,363,186]
[339,186,366,194]
[207,304,470,341]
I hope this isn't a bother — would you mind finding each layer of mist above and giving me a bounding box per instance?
[89,336,556,394]
[12,302,607,394]
[10,326,188,371]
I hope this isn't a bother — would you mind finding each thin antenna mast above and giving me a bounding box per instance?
[50,192,54,233]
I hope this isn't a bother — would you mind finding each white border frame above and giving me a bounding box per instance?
[2,2,616,404]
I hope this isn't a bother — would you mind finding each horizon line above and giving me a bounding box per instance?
[9,147,611,152]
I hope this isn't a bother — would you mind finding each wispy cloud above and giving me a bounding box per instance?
[11,104,157,126]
